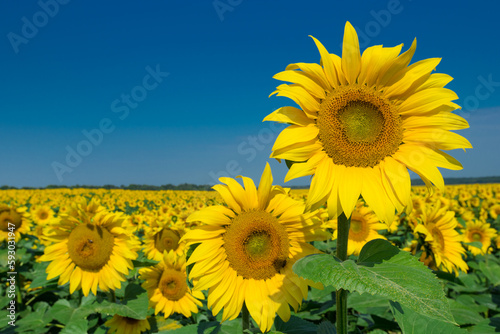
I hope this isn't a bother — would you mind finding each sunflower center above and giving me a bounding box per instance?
[317,85,403,168]
[471,232,482,242]
[123,317,140,325]
[39,211,49,220]
[348,215,370,242]
[154,229,181,253]
[158,268,187,301]
[0,210,22,232]
[431,227,445,251]
[223,210,289,280]
[67,223,115,271]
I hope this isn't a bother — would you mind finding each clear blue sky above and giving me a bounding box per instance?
[1,0,499,188]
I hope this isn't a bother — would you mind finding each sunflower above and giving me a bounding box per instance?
[264,21,471,223]
[413,204,468,275]
[182,163,327,333]
[489,204,500,220]
[104,314,150,334]
[462,220,497,256]
[332,201,387,256]
[142,218,186,261]
[0,204,31,242]
[31,205,55,225]
[38,200,139,296]
[139,250,204,318]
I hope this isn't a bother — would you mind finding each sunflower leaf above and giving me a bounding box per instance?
[293,239,456,325]
[390,301,466,333]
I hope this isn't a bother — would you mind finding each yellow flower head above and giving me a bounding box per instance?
[182,163,327,333]
[462,220,498,256]
[139,250,204,318]
[332,201,387,256]
[104,314,150,334]
[0,204,31,242]
[38,200,139,296]
[413,204,468,275]
[264,21,471,223]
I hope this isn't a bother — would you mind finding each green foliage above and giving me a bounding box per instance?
[293,240,456,325]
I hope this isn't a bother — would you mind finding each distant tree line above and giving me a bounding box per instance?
[0,183,214,191]
[1,176,500,191]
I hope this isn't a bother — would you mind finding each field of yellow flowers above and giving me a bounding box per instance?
[1,184,500,333]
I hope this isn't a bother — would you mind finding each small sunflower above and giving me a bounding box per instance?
[104,314,150,334]
[38,200,139,296]
[31,205,55,225]
[139,250,204,318]
[413,204,468,275]
[0,204,31,242]
[332,201,387,256]
[142,218,186,261]
[264,21,471,223]
[462,220,497,256]
[182,163,327,333]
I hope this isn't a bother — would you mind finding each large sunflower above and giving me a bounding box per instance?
[38,200,139,296]
[182,163,327,333]
[139,250,204,318]
[413,204,468,275]
[264,22,471,223]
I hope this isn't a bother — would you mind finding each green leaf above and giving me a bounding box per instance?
[448,299,484,325]
[274,315,318,334]
[293,240,455,324]
[15,302,52,333]
[317,320,336,334]
[160,324,199,333]
[390,301,465,334]
[468,316,500,333]
[348,292,390,315]
[478,262,500,286]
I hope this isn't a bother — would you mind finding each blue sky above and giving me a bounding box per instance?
[0,0,499,188]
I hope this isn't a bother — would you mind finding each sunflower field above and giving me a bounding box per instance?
[2,21,497,334]
[1,181,500,333]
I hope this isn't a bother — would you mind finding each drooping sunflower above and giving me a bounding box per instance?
[104,314,151,334]
[462,220,497,256]
[182,163,327,333]
[332,201,387,256]
[413,204,468,275]
[264,22,471,223]
[139,250,204,318]
[38,199,139,296]
[0,204,31,242]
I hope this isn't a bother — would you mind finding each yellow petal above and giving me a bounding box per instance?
[263,106,314,126]
[341,21,361,84]
[306,157,334,211]
[257,162,273,210]
[285,62,331,88]
[309,36,337,89]
[212,184,241,213]
[339,167,362,218]
[273,70,326,99]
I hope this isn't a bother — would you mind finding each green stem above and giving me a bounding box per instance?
[108,290,116,303]
[242,303,250,332]
[336,212,351,334]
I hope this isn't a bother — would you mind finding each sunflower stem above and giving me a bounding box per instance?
[108,290,116,303]
[242,303,250,332]
[336,212,350,334]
